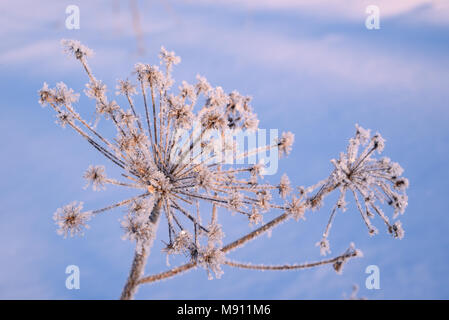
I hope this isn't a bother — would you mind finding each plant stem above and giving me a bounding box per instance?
[120,199,162,300]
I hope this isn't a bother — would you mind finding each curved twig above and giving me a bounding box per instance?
[224,251,358,271]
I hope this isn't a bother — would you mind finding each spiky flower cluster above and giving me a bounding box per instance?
[313,125,408,255]
[121,198,155,253]
[39,40,408,299]
[53,201,91,238]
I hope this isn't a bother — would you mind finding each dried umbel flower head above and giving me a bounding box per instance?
[196,244,226,280]
[53,201,91,238]
[278,173,292,199]
[120,198,156,254]
[312,124,409,255]
[278,131,294,157]
[159,46,181,71]
[83,165,107,191]
[61,39,93,59]
[39,39,408,299]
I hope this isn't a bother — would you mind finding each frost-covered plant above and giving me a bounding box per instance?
[39,39,408,300]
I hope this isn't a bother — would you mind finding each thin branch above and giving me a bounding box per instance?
[91,192,150,215]
[138,262,197,285]
[224,250,358,271]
